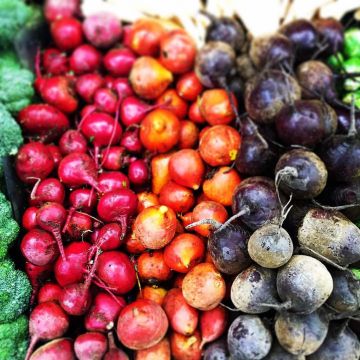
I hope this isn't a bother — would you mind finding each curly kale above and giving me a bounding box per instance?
[0,65,34,114]
[0,259,31,324]
[0,0,32,49]
[0,192,19,260]
[0,315,28,360]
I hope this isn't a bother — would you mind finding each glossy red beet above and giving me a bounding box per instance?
[104,48,136,77]
[51,17,83,51]
[69,44,101,74]
[96,251,136,294]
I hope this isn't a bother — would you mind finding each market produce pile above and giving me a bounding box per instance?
[2,0,360,359]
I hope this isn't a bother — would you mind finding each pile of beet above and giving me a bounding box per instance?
[14,1,360,359]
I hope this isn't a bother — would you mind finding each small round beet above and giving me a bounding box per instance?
[51,17,83,51]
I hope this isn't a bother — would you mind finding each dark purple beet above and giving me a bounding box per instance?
[319,134,360,182]
[250,34,294,69]
[275,100,337,147]
[232,176,281,230]
[280,19,318,61]
[235,118,277,175]
[275,149,328,199]
[244,70,301,124]
[296,60,337,100]
[313,18,344,55]
[208,220,251,275]
[322,180,360,221]
[205,16,245,53]
[203,339,229,360]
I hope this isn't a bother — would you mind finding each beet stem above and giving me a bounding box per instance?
[312,199,360,211]
[216,206,250,233]
[62,207,75,233]
[300,246,347,271]
[348,95,357,137]
[185,219,223,230]
[52,228,67,262]
[29,178,41,200]
[24,335,38,360]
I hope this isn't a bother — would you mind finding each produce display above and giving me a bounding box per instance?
[0,0,360,359]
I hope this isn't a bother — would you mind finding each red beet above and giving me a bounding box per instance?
[70,44,101,74]
[85,292,126,332]
[42,48,69,76]
[74,332,108,360]
[40,76,78,113]
[96,251,136,294]
[29,178,65,206]
[16,142,55,184]
[20,229,59,266]
[18,104,69,142]
[101,146,126,170]
[38,283,62,303]
[59,282,92,316]
[54,241,91,286]
[76,73,104,103]
[25,262,53,305]
[36,202,67,261]
[112,78,134,101]
[69,188,97,212]
[120,128,142,153]
[80,112,122,165]
[29,338,75,360]
[128,159,149,186]
[83,13,122,48]
[59,130,87,155]
[25,301,69,360]
[46,144,62,168]
[51,17,83,51]
[94,89,118,114]
[91,223,123,251]
[97,189,138,235]
[199,306,228,348]
[117,299,169,350]
[104,48,136,77]
[120,96,159,127]
[64,211,93,240]
[58,153,100,191]
[22,207,38,231]
[44,0,79,22]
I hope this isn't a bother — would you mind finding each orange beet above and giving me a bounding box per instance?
[140,109,180,153]
[199,125,241,167]
[169,149,205,190]
[170,331,201,360]
[117,299,168,350]
[135,337,171,360]
[190,201,228,237]
[156,89,188,119]
[164,233,205,273]
[182,263,226,310]
[200,89,236,125]
[130,57,173,100]
[151,153,173,194]
[159,181,195,214]
[138,285,168,306]
[138,251,172,283]
[137,192,160,213]
[134,205,177,249]
[203,167,242,206]
[178,120,199,149]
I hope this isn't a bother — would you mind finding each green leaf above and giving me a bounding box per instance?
[351,268,360,280]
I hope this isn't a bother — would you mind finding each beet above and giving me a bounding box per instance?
[18,104,69,142]
[16,142,55,184]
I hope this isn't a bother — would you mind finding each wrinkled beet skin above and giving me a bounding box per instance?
[232,176,281,230]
